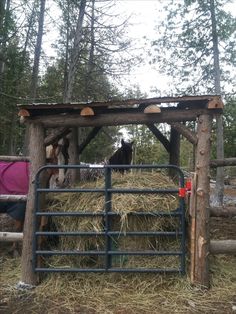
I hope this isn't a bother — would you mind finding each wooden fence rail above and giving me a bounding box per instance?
[0,155,30,162]
[0,195,27,202]
[0,232,23,242]
[210,240,236,254]
[210,206,236,217]
[210,158,236,167]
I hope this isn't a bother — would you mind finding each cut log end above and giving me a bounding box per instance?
[144,105,161,114]
[207,97,224,109]
[18,109,30,117]
[80,107,95,116]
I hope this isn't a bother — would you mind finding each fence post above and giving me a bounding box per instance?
[191,114,212,288]
[21,122,45,286]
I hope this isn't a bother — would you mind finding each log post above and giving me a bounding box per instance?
[21,122,45,286]
[189,173,197,284]
[66,128,79,185]
[169,127,180,179]
[192,114,212,288]
[169,127,180,165]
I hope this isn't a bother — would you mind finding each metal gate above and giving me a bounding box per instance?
[33,164,186,274]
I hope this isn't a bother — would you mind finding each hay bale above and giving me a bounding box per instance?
[45,171,181,268]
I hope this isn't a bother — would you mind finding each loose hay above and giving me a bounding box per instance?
[43,171,182,269]
[1,170,236,313]
[1,255,236,314]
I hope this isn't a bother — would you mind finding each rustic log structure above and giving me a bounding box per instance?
[15,94,236,288]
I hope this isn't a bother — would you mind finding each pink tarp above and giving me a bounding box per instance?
[0,161,29,195]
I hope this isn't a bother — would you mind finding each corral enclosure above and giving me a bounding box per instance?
[15,94,229,287]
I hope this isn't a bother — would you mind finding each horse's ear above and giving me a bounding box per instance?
[121,139,125,146]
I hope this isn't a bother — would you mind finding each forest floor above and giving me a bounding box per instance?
[0,182,236,314]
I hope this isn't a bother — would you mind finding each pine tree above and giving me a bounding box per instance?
[151,0,236,205]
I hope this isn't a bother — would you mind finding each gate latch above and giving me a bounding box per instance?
[179,179,192,198]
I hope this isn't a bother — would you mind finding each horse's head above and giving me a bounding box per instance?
[45,138,70,188]
[109,139,134,173]
[121,139,134,154]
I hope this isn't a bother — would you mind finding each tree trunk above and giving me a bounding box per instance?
[210,0,224,207]
[85,0,95,100]
[63,0,86,184]
[30,0,46,99]
[62,0,70,102]
[64,0,86,102]
[24,0,46,156]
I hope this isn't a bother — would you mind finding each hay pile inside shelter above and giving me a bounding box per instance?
[44,170,182,269]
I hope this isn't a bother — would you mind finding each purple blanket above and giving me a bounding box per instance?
[0,161,29,195]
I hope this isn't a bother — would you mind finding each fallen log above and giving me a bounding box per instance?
[210,240,236,254]
[210,206,236,217]
[0,232,23,242]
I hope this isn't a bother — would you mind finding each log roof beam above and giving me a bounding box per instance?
[26,108,222,128]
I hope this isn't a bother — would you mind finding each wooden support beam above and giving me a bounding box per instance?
[28,108,217,128]
[170,122,197,145]
[66,128,79,185]
[146,124,170,152]
[44,127,71,146]
[210,158,236,168]
[0,232,23,242]
[192,114,212,288]
[210,240,236,254]
[210,206,236,217]
[0,155,30,161]
[0,195,27,202]
[169,127,180,166]
[78,126,102,154]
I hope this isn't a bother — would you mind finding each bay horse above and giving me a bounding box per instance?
[109,139,134,174]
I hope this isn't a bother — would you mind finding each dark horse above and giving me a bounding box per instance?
[109,139,134,173]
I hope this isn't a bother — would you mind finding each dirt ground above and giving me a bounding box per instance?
[1,185,236,314]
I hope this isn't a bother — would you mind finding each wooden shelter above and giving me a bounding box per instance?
[15,94,236,288]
